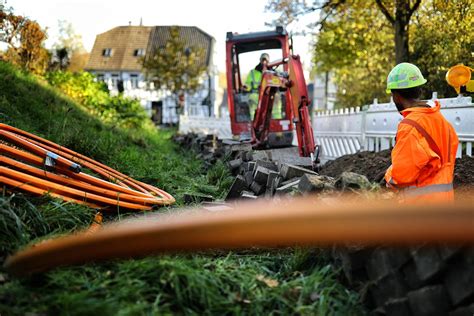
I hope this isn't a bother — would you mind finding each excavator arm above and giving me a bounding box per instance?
[251,55,318,162]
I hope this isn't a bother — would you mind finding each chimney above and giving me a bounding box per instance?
[139,17,143,26]
[128,21,131,26]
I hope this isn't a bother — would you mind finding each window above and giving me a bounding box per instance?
[111,74,119,88]
[96,73,105,82]
[133,48,145,57]
[102,48,112,57]
[130,74,139,89]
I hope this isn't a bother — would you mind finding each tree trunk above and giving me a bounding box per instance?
[324,71,329,110]
[376,0,421,65]
[394,0,410,63]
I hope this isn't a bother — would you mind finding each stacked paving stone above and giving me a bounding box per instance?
[174,133,372,201]
[174,133,474,315]
[173,133,227,171]
[334,246,474,316]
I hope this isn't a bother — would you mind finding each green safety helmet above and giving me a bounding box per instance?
[386,62,427,93]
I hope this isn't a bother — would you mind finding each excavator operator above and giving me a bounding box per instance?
[384,62,459,203]
[243,53,283,120]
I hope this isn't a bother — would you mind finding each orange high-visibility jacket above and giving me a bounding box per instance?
[385,100,459,202]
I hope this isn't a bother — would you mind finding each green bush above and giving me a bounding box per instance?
[46,71,148,129]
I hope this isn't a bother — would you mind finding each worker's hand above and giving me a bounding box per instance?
[375,170,386,185]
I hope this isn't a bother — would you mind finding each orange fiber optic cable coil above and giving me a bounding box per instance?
[0,123,175,211]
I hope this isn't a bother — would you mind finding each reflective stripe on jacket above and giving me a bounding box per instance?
[384,100,459,203]
[245,69,283,120]
[245,69,262,91]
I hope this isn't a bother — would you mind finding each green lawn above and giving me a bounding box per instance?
[0,62,365,315]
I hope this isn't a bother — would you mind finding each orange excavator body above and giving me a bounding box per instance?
[225,27,317,162]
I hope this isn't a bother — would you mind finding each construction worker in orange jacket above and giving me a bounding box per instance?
[384,63,459,203]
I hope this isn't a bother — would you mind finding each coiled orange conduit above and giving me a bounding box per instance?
[0,123,175,212]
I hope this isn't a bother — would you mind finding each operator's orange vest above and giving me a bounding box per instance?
[384,101,459,203]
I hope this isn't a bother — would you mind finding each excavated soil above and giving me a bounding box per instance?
[319,150,391,183]
[320,150,474,188]
[453,155,474,187]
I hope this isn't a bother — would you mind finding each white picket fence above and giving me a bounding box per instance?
[179,115,233,139]
[315,94,474,162]
[179,94,474,162]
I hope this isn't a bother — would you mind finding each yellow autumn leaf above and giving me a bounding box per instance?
[256,274,279,288]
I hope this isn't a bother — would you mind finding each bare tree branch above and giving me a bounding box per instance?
[408,0,422,19]
[312,0,347,30]
[375,0,395,25]
[265,0,346,31]
[306,0,338,13]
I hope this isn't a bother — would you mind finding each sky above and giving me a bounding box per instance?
[7,0,318,73]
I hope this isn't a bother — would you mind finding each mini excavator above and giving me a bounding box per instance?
[226,27,320,164]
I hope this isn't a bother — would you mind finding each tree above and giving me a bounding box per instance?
[18,20,48,72]
[141,26,207,113]
[0,7,49,74]
[265,0,347,31]
[375,0,421,63]
[267,0,473,107]
[312,0,394,107]
[51,20,88,72]
[50,47,70,70]
[67,51,89,72]
[410,0,473,97]
[0,9,27,50]
[266,0,422,63]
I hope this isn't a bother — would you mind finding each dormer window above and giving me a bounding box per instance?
[133,48,145,57]
[102,48,112,57]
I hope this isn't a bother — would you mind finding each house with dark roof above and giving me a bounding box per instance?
[85,25,216,124]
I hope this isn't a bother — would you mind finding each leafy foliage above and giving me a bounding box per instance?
[268,0,473,108]
[141,26,208,96]
[374,0,422,63]
[50,20,89,72]
[50,47,70,71]
[46,71,148,129]
[0,7,49,74]
[313,0,394,107]
[410,0,474,98]
[265,0,347,31]
[266,0,421,63]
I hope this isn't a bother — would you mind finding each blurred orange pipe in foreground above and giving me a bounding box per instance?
[4,196,474,276]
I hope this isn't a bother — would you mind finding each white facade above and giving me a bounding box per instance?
[86,25,217,124]
[313,71,337,110]
[90,70,217,125]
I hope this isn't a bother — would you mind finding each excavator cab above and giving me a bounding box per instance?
[225,26,294,147]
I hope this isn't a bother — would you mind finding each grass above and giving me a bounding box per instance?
[1,250,363,316]
[0,61,365,315]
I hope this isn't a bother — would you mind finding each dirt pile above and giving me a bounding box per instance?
[320,150,474,188]
[320,150,391,183]
[454,155,474,188]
